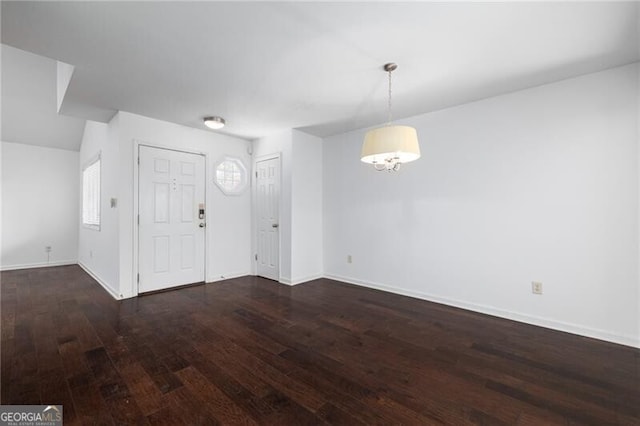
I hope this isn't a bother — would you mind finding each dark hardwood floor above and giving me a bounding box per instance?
[1,265,638,425]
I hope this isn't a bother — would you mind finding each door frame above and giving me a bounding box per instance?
[132,140,208,297]
[252,153,282,282]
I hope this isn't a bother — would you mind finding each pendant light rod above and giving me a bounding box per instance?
[384,63,397,125]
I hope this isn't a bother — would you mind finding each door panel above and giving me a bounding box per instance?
[256,157,280,281]
[180,235,195,270]
[153,236,170,273]
[181,184,195,221]
[154,183,170,222]
[139,146,206,292]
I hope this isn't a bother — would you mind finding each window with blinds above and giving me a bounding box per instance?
[82,156,101,229]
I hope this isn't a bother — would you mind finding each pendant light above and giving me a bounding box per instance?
[361,63,420,171]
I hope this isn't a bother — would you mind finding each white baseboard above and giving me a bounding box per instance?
[117,271,253,299]
[207,271,251,283]
[280,273,324,286]
[324,273,640,349]
[0,260,77,271]
[78,262,122,300]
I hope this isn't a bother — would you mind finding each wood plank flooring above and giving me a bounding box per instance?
[1,265,638,425]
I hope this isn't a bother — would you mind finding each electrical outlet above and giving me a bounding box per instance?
[532,281,543,295]
[45,246,52,253]
[347,255,352,264]
[89,250,93,258]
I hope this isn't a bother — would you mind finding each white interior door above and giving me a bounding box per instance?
[138,146,206,293]
[256,157,280,281]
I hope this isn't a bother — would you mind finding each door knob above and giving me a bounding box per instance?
[199,223,206,228]
[272,223,279,228]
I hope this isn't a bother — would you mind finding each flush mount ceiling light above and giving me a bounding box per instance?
[361,63,421,172]
[203,116,226,130]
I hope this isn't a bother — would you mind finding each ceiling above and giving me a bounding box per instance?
[1,44,86,150]
[1,1,639,150]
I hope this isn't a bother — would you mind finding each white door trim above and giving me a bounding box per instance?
[132,139,208,297]
[252,152,281,282]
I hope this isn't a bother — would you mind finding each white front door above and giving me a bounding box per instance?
[138,146,206,293]
[256,157,280,281]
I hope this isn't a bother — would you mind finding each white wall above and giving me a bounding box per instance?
[117,112,252,298]
[324,64,639,348]
[291,130,323,283]
[1,141,79,269]
[77,118,120,297]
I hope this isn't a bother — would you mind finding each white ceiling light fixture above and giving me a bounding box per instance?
[203,116,226,130]
[361,63,420,172]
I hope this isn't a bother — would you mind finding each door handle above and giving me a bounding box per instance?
[199,223,206,228]
[272,223,279,228]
